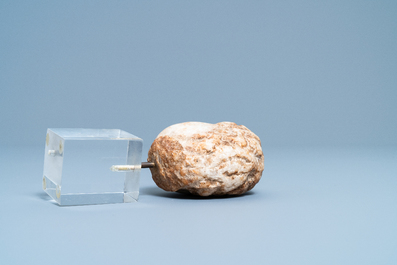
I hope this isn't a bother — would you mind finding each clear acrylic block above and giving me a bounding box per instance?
[42,128,143,206]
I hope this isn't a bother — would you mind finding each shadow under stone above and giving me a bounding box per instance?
[140,186,255,200]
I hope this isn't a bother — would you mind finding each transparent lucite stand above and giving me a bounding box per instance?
[43,128,143,206]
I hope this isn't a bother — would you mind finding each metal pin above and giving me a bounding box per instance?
[110,165,139,172]
[141,162,155,168]
[110,162,155,172]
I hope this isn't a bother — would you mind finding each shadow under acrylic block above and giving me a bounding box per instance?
[43,128,143,206]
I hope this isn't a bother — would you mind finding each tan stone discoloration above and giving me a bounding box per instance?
[148,122,264,196]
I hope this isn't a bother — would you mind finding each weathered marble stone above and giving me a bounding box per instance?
[148,122,264,196]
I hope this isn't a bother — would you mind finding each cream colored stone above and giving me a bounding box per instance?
[148,122,264,196]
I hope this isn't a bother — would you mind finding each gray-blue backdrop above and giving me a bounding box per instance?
[1,2,397,265]
[1,1,396,149]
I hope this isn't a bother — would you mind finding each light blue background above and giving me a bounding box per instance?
[1,0,396,147]
[1,1,396,264]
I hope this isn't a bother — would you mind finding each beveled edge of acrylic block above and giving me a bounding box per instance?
[47,128,142,141]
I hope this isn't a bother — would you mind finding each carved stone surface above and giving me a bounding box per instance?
[148,122,264,196]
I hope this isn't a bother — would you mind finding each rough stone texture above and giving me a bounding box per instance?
[148,122,264,196]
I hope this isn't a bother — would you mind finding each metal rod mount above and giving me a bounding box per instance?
[141,162,155,168]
